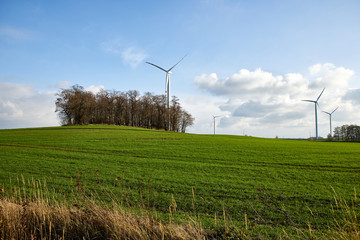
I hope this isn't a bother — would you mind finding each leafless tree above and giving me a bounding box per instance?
[333,124,360,142]
[180,110,194,133]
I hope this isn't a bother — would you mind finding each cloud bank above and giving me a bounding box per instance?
[0,82,58,129]
[192,63,359,138]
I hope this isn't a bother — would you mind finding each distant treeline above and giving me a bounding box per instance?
[55,85,194,132]
[333,124,360,142]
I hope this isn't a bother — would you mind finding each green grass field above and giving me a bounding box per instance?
[1,125,359,237]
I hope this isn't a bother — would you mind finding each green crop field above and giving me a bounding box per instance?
[1,125,359,238]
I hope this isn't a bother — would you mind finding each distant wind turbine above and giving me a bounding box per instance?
[213,115,221,135]
[146,55,187,109]
[302,88,325,140]
[323,107,338,137]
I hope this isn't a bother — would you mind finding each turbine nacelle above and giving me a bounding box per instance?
[322,107,339,137]
[322,107,338,116]
[146,54,187,110]
[301,88,325,104]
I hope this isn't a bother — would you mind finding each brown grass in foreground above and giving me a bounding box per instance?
[0,197,206,240]
[0,177,206,240]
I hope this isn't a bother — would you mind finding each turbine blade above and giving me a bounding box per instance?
[316,88,325,102]
[322,111,331,115]
[168,54,187,71]
[302,100,316,103]
[146,62,168,72]
[331,107,339,114]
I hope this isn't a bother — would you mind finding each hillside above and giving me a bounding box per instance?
[1,125,359,238]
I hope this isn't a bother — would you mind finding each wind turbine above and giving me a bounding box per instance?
[323,107,338,137]
[302,88,325,140]
[213,115,221,135]
[146,55,187,109]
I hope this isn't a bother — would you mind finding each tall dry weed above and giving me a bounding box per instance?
[0,178,206,240]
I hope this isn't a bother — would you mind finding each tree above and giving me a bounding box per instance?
[180,110,194,133]
[55,85,95,125]
[127,90,140,127]
[114,91,128,126]
[333,127,341,140]
[169,97,182,132]
[332,124,360,142]
[139,92,155,129]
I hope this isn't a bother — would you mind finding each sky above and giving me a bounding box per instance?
[1,0,360,138]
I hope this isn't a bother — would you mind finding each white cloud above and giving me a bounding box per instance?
[0,82,58,129]
[195,68,308,97]
[0,82,36,99]
[180,94,229,134]
[309,63,354,89]
[55,81,72,89]
[0,100,23,118]
[192,63,359,138]
[100,39,148,68]
[121,47,148,68]
[85,85,105,95]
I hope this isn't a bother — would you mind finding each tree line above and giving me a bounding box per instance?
[55,85,194,132]
[333,124,360,142]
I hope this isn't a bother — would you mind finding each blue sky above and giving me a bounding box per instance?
[1,0,360,138]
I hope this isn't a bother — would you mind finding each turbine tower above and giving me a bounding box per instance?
[302,88,325,140]
[213,115,221,135]
[323,107,338,137]
[146,55,187,109]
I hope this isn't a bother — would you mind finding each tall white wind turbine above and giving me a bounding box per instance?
[302,88,325,140]
[323,107,338,137]
[213,115,221,135]
[146,55,187,109]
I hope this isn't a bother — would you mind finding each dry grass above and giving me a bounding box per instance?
[279,187,360,240]
[325,187,359,240]
[0,178,206,240]
[0,194,206,240]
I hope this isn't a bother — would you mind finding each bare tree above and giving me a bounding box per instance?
[180,110,194,133]
[169,97,182,132]
[127,90,140,127]
[333,124,360,142]
[114,91,128,126]
[55,85,95,125]
[140,92,155,128]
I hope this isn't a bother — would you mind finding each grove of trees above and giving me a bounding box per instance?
[55,85,194,132]
[333,124,360,142]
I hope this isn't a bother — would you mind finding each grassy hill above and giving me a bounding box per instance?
[1,125,359,238]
